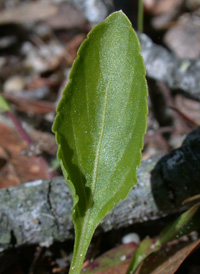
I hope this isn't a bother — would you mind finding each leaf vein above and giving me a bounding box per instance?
[90,62,116,202]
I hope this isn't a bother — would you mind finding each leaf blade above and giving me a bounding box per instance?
[0,95,11,113]
[53,10,148,273]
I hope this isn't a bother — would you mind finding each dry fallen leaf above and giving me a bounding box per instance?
[46,3,88,30]
[82,238,200,274]
[82,243,138,274]
[164,14,200,59]
[0,2,58,25]
[3,93,55,115]
[136,239,200,274]
[0,122,51,188]
[144,0,184,15]
[174,94,200,127]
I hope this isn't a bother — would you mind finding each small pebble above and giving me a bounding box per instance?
[4,75,25,93]
[122,232,140,244]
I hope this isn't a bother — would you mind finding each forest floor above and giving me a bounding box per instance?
[0,0,200,273]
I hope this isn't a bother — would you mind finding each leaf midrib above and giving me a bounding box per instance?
[75,53,116,258]
[90,52,117,205]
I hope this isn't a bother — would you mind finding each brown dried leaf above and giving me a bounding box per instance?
[28,129,57,157]
[164,14,200,59]
[82,239,200,274]
[144,0,183,15]
[174,94,200,127]
[67,34,87,63]
[47,3,88,30]
[137,239,200,274]
[82,243,138,274]
[0,122,50,188]
[3,93,55,115]
[0,2,58,25]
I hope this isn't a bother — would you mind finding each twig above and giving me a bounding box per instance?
[0,126,200,252]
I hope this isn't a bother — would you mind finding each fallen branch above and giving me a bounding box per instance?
[0,157,157,252]
[0,127,200,252]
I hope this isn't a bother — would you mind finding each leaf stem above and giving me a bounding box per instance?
[69,224,95,274]
[6,111,32,144]
[137,0,144,33]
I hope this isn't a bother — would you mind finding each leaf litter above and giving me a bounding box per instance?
[0,0,200,273]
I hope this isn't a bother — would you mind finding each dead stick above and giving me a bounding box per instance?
[1,127,200,252]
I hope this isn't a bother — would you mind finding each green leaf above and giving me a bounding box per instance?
[136,239,200,274]
[0,94,11,113]
[53,10,147,274]
[127,237,154,274]
[156,202,200,246]
[127,203,200,274]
